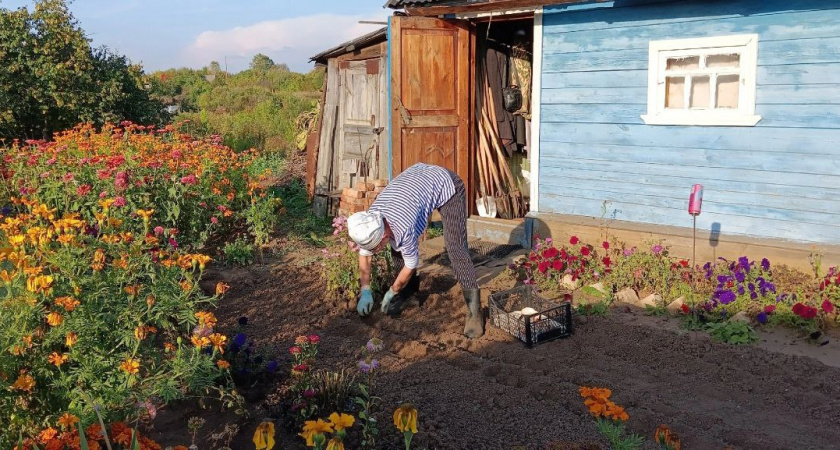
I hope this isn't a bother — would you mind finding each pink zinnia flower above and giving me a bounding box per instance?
[113,196,126,207]
[154,226,164,235]
[77,184,92,196]
[289,346,302,355]
[211,217,219,224]
[180,174,197,185]
[63,172,74,182]
[171,150,183,159]
[99,191,108,198]
[307,334,320,344]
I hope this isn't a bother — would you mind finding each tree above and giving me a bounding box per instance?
[250,53,275,72]
[208,60,221,74]
[0,0,163,141]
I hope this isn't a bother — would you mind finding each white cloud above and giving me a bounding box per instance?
[182,12,389,73]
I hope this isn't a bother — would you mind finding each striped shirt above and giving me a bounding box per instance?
[359,163,455,269]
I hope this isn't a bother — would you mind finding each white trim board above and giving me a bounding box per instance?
[529,7,543,213]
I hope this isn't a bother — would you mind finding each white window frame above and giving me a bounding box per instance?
[641,34,761,126]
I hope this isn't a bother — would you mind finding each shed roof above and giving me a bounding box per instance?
[384,0,449,8]
[309,27,388,64]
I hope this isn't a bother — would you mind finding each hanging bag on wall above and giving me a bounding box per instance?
[502,54,523,113]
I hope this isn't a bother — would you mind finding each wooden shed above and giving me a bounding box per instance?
[308,27,390,216]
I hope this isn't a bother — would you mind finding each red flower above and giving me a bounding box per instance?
[764,304,776,314]
[803,306,818,320]
[570,236,579,245]
[543,247,558,259]
[552,259,563,271]
[538,261,549,274]
[289,346,301,355]
[680,304,690,314]
[293,363,309,372]
[602,257,611,267]
[580,247,591,256]
[602,241,609,250]
[822,299,835,314]
[679,260,689,268]
[560,248,568,259]
[792,303,806,316]
[307,334,320,344]
[820,280,827,291]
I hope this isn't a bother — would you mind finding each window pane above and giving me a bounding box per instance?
[706,53,740,68]
[666,56,700,70]
[690,76,710,108]
[665,77,685,109]
[716,74,740,108]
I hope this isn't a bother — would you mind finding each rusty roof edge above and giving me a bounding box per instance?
[309,27,388,64]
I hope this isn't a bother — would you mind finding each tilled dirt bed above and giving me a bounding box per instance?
[151,241,840,450]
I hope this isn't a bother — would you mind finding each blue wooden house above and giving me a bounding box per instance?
[375,0,840,266]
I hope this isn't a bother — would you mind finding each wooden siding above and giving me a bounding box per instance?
[538,0,840,244]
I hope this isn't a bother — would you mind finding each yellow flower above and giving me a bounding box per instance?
[65,332,78,348]
[92,248,105,271]
[179,279,193,292]
[215,282,230,296]
[299,419,334,446]
[58,412,80,430]
[8,234,26,247]
[98,198,115,211]
[252,421,275,450]
[195,311,217,327]
[46,311,63,326]
[191,335,210,349]
[48,352,69,367]
[26,274,54,294]
[56,233,76,245]
[11,372,35,392]
[120,232,134,243]
[120,358,140,375]
[216,360,231,370]
[55,296,80,312]
[136,209,155,222]
[326,437,344,450]
[193,254,212,270]
[328,412,355,431]
[393,403,418,434]
[0,269,15,283]
[209,333,227,354]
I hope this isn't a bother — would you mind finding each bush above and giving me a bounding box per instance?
[321,216,392,303]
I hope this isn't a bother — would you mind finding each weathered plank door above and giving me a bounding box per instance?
[337,58,384,189]
[390,16,470,186]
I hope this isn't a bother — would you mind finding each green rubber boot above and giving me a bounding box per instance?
[463,288,484,339]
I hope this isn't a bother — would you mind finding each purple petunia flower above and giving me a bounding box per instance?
[719,291,736,304]
[750,292,758,300]
[233,333,247,348]
[652,244,663,255]
[766,282,776,293]
[757,311,768,324]
[735,271,746,283]
[738,256,750,271]
[703,262,712,271]
[761,258,770,271]
[717,275,730,284]
[737,285,745,295]
[748,283,756,292]
[265,360,278,373]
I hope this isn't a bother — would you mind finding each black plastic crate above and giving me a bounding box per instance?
[488,285,573,347]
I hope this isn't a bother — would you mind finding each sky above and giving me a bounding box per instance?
[0,0,392,73]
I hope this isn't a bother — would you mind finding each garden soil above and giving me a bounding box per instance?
[151,238,840,450]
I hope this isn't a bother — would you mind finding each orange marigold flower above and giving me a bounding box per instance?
[120,358,140,375]
[46,311,63,327]
[58,412,79,430]
[12,372,35,392]
[135,326,148,340]
[164,342,176,352]
[191,335,210,349]
[65,332,78,347]
[179,280,193,292]
[92,248,105,271]
[217,360,231,369]
[48,352,69,367]
[55,296,80,312]
[215,282,230,296]
[146,294,156,307]
[86,423,104,441]
[208,333,227,354]
[38,426,58,442]
[174,446,188,450]
[195,311,217,327]
[124,285,140,296]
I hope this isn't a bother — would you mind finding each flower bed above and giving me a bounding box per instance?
[0,123,279,444]
[510,235,838,340]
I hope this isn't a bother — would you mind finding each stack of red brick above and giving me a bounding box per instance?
[339,179,387,216]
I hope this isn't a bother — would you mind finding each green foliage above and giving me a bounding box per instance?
[0,0,164,141]
[223,237,255,266]
[312,369,357,414]
[604,243,687,299]
[275,179,332,242]
[321,217,393,303]
[150,63,324,153]
[576,300,610,317]
[705,321,758,345]
[595,418,644,450]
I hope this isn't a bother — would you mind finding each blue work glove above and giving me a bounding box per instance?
[357,287,374,316]
[380,288,398,313]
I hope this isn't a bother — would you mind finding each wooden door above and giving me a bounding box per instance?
[337,58,384,189]
[390,16,470,187]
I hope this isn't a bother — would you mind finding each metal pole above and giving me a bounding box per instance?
[692,214,697,269]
